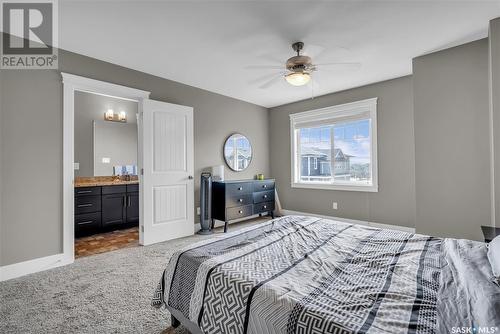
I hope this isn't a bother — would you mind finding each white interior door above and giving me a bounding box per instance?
[139,99,194,246]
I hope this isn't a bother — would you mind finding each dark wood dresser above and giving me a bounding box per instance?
[212,179,275,232]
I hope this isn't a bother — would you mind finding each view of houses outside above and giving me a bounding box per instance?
[299,119,371,184]
[224,135,252,170]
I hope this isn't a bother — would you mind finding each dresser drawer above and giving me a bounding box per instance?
[254,201,275,214]
[226,193,253,208]
[75,212,101,234]
[102,185,127,195]
[75,195,101,214]
[253,190,274,204]
[254,180,275,192]
[74,186,101,197]
[226,182,253,196]
[226,205,253,221]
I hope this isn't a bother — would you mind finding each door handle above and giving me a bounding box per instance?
[77,204,93,208]
[127,196,131,207]
[188,175,194,180]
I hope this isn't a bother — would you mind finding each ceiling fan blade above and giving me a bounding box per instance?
[315,62,361,69]
[248,72,283,85]
[244,65,284,70]
[259,73,284,89]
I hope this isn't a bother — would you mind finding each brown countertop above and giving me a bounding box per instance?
[74,176,139,188]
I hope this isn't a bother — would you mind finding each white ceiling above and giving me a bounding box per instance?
[59,1,500,108]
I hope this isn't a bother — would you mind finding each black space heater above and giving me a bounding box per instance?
[197,172,213,235]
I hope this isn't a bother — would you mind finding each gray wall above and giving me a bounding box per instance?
[74,91,138,177]
[1,70,63,265]
[0,49,269,266]
[93,121,137,176]
[270,76,416,228]
[490,18,500,228]
[413,39,490,241]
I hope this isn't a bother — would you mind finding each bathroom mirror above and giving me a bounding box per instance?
[74,90,138,177]
[224,133,252,171]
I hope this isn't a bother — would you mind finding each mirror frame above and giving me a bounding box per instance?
[223,133,253,172]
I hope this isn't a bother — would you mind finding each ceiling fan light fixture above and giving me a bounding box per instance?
[285,72,311,86]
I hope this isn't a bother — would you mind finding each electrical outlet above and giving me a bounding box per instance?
[196,207,200,215]
[332,202,338,210]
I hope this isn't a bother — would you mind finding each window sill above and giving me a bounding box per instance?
[291,182,378,192]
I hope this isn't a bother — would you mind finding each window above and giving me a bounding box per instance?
[290,98,378,192]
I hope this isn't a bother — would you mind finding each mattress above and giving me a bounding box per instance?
[152,215,500,334]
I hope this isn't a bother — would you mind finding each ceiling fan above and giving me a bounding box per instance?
[247,42,361,89]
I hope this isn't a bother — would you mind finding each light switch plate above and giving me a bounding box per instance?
[73,162,79,170]
[102,157,111,164]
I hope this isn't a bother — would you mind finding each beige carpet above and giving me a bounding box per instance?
[0,217,270,334]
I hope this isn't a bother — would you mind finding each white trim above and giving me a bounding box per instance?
[0,253,72,282]
[61,73,150,101]
[61,73,150,274]
[488,24,497,228]
[281,209,415,233]
[291,182,378,192]
[289,98,378,192]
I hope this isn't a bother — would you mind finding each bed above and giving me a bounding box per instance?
[152,215,500,334]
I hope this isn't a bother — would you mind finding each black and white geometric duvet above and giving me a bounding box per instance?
[152,215,444,334]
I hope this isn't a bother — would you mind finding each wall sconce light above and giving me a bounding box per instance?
[118,111,127,122]
[104,109,127,123]
[105,109,114,121]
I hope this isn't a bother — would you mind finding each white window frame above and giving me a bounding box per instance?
[290,98,378,192]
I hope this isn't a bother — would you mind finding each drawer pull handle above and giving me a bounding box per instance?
[77,190,92,194]
[77,220,94,225]
[77,204,93,208]
[238,210,243,214]
[239,199,243,202]
[263,205,267,209]
[263,195,268,199]
[238,187,243,191]
[263,185,267,188]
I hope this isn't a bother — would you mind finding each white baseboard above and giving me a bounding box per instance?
[281,209,415,233]
[0,253,73,282]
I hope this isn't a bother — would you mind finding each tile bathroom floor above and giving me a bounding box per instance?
[75,227,139,258]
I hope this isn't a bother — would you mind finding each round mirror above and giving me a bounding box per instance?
[224,133,252,172]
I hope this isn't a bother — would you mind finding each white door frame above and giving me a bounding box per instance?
[62,72,150,265]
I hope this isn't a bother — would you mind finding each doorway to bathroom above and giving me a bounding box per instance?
[73,90,140,258]
[62,73,195,264]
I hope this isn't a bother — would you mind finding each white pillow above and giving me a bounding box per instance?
[488,235,500,279]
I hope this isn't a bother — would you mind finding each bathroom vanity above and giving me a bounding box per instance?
[74,178,139,237]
